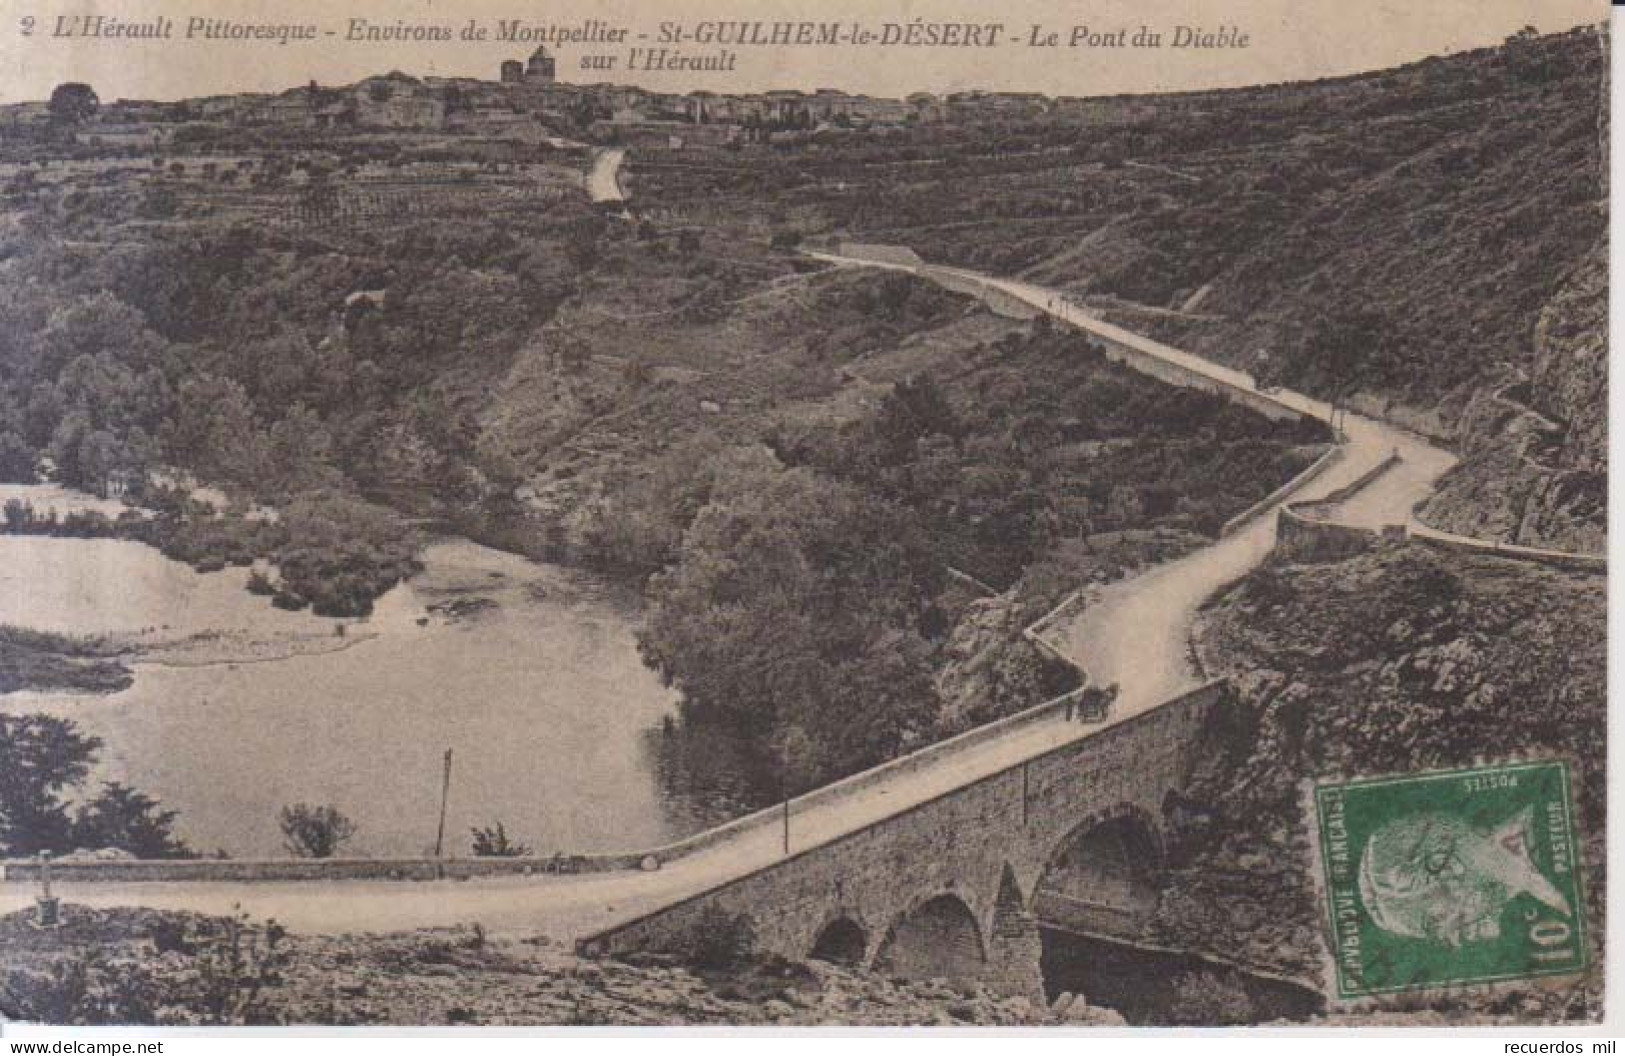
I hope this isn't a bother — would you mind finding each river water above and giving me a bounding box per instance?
[0,486,722,859]
[1040,930,1324,1025]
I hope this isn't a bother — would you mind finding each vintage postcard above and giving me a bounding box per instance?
[0,0,1608,1032]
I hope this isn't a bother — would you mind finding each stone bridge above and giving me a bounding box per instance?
[578,681,1226,998]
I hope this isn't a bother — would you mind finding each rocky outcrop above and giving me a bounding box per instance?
[1420,241,1606,553]
[0,905,1118,1026]
[1164,545,1605,1022]
[1530,243,1608,469]
[934,592,1078,734]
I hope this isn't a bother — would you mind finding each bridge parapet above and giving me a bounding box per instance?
[0,671,1106,886]
[576,680,1228,997]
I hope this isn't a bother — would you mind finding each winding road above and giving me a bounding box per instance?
[809,253,1459,709]
[0,250,1462,941]
[979,274,1457,707]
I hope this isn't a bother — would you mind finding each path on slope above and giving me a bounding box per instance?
[0,253,1456,940]
[587,149,627,203]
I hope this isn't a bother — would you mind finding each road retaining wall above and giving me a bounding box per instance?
[1219,444,1345,536]
[1407,523,1607,573]
[837,242,924,268]
[1271,453,1405,563]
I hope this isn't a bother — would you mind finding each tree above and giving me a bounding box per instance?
[470,822,531,857]
[3,498,33,532]
[48,83,99,125]
[874,375,960,457]
[71,782,192,858]
[265,403,337,497]
[1303,306,1404,395]
[161,374,269,486]
[273,489,419,617]
[71,429,143,498]
[641,453,941,787]
[0,714,101,856]
[0,432,36,482]
[34,293,163,377]
[277,803,356,858]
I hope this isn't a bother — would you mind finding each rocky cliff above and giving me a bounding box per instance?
[1420,240,1606,552]
[933,591,1078,734]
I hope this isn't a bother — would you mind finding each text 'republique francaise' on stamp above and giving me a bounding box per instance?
[1309,760,1587,1001]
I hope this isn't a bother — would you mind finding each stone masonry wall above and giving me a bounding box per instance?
[577,683,1224,996]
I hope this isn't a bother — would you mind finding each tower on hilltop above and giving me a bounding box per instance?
[526,46,556,83]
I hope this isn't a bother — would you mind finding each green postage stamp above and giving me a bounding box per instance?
[1312,761,1586,999]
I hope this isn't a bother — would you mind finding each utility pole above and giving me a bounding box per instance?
[434,748,454,866]
[778,744,791,856]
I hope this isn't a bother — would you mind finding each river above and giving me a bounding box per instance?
[0,485,720,859]
[1040,930,1323,1025]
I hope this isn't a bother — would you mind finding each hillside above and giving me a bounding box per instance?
[1139,28,1606,435]
[0,105,1328,820]
[1419,239,1606,551]
[640,26,1605,451]
[1160,543,1605,1021]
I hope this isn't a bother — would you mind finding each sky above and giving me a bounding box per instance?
[0,0,1608,104]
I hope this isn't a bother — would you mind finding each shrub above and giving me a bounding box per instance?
[194,908,289,1025]
[277,803,356,859]
[148,917,194,956]
[470,822,531,857]
[271,590,308,611]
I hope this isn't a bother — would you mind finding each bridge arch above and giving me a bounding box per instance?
[1032,805,1162,940]
[809,914,868,966]
[872,892,986,984]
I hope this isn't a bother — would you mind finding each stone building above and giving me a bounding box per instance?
[498,46,557,86]
[353,73,446,129]
[525,46,556,83]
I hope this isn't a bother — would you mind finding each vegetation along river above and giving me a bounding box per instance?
[0,485,729,859]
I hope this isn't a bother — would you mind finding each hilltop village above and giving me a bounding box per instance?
[0,45,1071,151]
